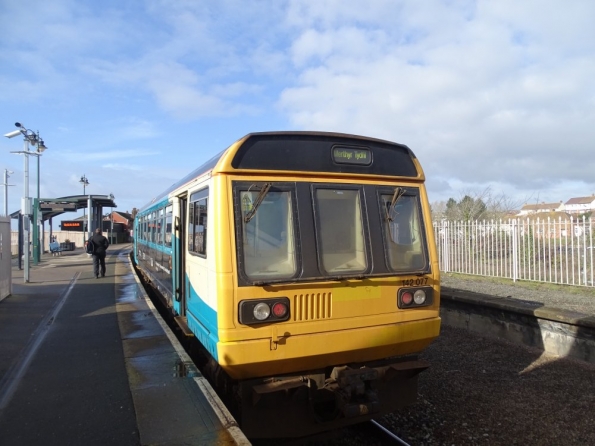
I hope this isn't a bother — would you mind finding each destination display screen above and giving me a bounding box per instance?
[231,133,419,177]
[332,146,372,165]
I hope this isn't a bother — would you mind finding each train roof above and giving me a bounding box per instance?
[139,131,421,212]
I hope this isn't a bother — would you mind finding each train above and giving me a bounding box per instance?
[133,131,441,438]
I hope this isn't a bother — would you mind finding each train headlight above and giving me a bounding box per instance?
[413,289,426,304]
[253,303,271,320]
[239,297,291,325]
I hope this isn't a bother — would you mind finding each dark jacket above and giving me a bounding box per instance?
[89,233,109,256]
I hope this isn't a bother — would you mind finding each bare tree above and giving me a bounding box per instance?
[432,187,527,222]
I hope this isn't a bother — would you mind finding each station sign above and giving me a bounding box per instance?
[41,203,77,212]
[60,220,84,231]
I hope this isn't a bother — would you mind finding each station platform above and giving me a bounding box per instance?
[0,245,250,446]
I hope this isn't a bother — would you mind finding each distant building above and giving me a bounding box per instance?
[104,211,133,243]
[106,211,133,230]
[564,195,595,215]
[517,202,564,216]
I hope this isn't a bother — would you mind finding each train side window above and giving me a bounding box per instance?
[381,193,428,271]
[157,208,164,245]
[194,198,207,255]
[165,205,172,248]
[144,215,149,242]
[187,202,195,252]
[240,188,296,280]
[314,188,367,274]
[150,212,156,243]
[189,188,208,257]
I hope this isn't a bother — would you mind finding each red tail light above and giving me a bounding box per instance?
[401,291,413,305]
[272,302,288,318]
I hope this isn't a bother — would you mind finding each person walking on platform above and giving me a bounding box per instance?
[87,228,110,278]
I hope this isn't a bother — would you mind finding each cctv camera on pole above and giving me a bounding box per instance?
[4,129,22,138]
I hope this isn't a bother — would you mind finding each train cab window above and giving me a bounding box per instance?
[381,192,428,271]
[314,188,367,274]
[240,187,296,280]
[188,188,208,256]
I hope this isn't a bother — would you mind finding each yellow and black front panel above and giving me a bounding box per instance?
[216,178,439,379]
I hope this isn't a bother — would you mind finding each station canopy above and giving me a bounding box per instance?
[10,194,117,222]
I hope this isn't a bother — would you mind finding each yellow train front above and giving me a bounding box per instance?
[135,131,441,439]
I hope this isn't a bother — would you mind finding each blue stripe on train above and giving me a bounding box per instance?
[185,276,219,362]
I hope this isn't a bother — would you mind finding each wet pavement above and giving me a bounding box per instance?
[0,246,248,446]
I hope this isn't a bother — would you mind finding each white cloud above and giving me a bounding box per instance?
[277,0,595,203]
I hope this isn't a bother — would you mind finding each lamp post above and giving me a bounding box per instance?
[80,175,89,234]
[80,174,89,195]
[28,140,47,265]
[4,122,47,282]
[109,193,115,244]
[2,169,14,216]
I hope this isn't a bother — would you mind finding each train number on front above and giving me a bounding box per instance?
[401,277,429,287]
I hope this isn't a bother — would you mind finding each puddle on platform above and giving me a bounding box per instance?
[117,273,143,303]
[174,360,200,378]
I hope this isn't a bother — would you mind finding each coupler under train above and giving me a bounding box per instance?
[236,356,429,439]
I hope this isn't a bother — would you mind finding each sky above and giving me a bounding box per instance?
[1,0,595,227]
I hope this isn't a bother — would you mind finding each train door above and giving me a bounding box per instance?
[173,194,187,319]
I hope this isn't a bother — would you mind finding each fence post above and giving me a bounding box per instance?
[443,220,449,272]
[512,219,518,282]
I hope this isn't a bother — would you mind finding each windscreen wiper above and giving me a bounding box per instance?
[385,186,405,221]
[244,183,272,223]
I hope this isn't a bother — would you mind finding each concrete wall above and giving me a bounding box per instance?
[441,287,595,365]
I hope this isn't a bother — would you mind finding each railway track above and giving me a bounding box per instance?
[249,419,411,446]
[369,420,411,445]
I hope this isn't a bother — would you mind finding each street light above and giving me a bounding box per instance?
[4,122,48,282]
[80,175,89,234]
[109,193,115,244]
[33,139,47,261]
[79,174,89,194]
[26,138,47,266]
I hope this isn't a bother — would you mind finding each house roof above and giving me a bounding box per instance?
[112,210,133,221]
[520,202,562,211]
[565,196,595,205]
[523,211,571,221]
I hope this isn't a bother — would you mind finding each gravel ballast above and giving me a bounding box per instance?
[386,274,595,446]
[307,274,595,445]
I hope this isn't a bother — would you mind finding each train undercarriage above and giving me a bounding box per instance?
[204,354,429,439]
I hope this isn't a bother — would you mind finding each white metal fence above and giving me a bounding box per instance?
[434,216,594,287]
